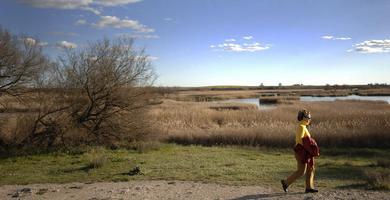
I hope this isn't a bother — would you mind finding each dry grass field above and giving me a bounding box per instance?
[2,91,390,149]
[148,99,390,148]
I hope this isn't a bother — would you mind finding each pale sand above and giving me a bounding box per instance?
[0,180,389,200]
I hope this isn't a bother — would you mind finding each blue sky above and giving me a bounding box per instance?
[1,0,390,86]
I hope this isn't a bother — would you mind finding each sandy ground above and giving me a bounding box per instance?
[0,180,389,200]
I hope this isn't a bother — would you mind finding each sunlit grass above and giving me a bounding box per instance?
[0,145,388,190]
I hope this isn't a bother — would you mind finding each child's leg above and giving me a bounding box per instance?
[286,154,306,186]
[305,164,315,189]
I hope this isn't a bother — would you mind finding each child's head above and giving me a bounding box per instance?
[297,109,311,122]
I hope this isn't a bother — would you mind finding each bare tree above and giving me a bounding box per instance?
[0,27,46,96]
[56,37,157,144]
[1,34,157,152]
[0,27,49,153]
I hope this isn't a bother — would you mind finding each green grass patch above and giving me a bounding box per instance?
[0,145,388,190]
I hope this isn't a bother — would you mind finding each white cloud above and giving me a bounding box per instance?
[80,6,101,15]
[225,38,236,42]
[18,0,100,14]
[24,37,36,46]
[116,33,159,39]
[243,36,253,40]
[163,17,173,21]
[18,0,141,14]
[75,19,87,25]
[211,40,270,52]
[351,39,390,53]
[147,56,159,61]
[334,37,351,40]
[321,35,334,40]
[93,15,154,33]
[23,37,49,47]
[135,55,158,62]
[322,35,351,40]
[94,0,141,6]
[57,41,77,49]
[19,0,92,9]
[38,42,49,46]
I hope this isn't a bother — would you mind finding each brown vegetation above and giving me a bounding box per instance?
[149,99,390,148]
[0,29,157,155]
[86,147,108,169]
[259,96,299,104]
[0,27,49,152]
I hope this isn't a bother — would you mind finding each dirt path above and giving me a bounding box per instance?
[0,180,388,200]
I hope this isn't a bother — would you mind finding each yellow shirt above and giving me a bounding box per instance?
[295,121,311,145]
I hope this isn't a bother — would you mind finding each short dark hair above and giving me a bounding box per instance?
[297,109,311,121]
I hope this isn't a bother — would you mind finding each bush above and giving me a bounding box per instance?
[85,147,108,169]
[54,37,157,145]
[0,36,158,154]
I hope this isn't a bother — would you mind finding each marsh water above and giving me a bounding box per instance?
[222,98,276,110]
[224,95,390,110]
[300,95,390,104]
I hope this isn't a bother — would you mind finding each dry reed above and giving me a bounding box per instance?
[148,99,390,148]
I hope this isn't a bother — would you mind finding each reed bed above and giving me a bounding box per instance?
[149,99,390,148]
[167,87,390,101]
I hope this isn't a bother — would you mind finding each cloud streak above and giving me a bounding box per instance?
[225,39,236,42]
[321,35,351,40]
[116,33,159,39]
[57,41,78,49]
[350,39,390,53]
[18,0,100,14]
[23,37,48,47]
[75,19,87,25]
[95,0,141,6]
[92,15,154,33]
[211,37,270,52]
[18,0,141,15]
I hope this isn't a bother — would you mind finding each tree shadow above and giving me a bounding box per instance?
[115,166,143,176]
[230,192,304,200]
[321,148,388,158]
[335,183,367,190]
[279,165,364,182]
[61,165,93,173]
[315,165,364,181]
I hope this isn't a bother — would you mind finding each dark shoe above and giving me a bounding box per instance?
[281,180,288,192]
[305,188,318,193]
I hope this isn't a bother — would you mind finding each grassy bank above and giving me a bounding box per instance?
[0,144,389,190]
